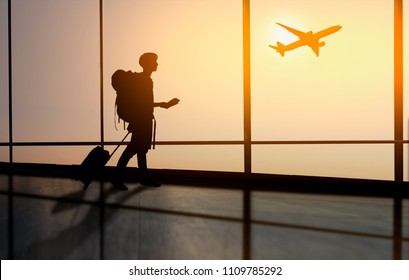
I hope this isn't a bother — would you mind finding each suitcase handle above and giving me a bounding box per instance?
[110,132,130,157]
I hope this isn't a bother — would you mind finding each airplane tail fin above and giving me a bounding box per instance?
[269,42,285,57]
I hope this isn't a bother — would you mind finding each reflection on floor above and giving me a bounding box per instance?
[0,174,408,260]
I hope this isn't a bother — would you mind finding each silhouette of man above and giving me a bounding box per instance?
[113,52,179,191]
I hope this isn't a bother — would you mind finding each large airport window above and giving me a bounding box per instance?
[0,0,406,181]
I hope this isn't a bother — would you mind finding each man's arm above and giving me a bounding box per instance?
[154,98,180,109]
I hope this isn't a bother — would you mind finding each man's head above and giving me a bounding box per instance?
[139,52,158,72]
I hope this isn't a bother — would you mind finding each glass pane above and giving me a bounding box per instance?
[404,144,409,181]
[0,147,9,163]
[251,0,393,141]
[104,0,243,142]
[13,146,99,166]
[107,144,244,172]
[0,0,8,143]
[12,0,100,142]
[252,144,394,180]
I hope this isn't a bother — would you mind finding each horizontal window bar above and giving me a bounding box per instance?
[1,140,409,147]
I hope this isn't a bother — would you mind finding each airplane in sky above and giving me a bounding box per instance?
[269,23,342,57]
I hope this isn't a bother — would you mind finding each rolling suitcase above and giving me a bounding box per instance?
[77,132,130,190]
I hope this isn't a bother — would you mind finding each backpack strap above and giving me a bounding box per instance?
[114,98,127,131]
[114,101,119,131]
[152,115,156,150]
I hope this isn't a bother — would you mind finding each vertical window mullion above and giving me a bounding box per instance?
[243,0,251,174]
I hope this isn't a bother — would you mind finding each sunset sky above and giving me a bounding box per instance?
[0,0,408,180]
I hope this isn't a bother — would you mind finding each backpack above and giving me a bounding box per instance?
[111,69,141,129]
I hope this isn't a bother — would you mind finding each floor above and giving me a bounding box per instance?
[0,174,408,259]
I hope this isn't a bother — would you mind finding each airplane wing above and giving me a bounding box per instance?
[276,23,306,38]
[305,41,321,57]
[311,45,319,57]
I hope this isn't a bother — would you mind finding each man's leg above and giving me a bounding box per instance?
[113,142,137,191]
[136,152,147,175]
[137,152,161,187]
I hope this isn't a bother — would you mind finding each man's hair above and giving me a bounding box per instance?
[139,52,158,68]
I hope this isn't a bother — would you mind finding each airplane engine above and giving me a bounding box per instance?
[319,41,326,47]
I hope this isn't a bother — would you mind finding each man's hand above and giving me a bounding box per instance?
[162,98,180,109]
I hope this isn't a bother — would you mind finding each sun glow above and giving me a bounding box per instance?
[271,23,298,45]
